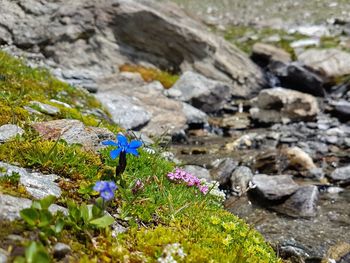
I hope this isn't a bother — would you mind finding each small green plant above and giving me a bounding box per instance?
[14,241,51,263]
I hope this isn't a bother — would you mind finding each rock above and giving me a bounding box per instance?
[289,25,330,37]
[329,165,350,185]
[0,162,61,199]
[183,165,211,181]
[269,62,325,97]
[0,0,265,97]
[252,174,299,201]
[49,99,72,108]
[210,158,238,186]
[0,194,67,221]
[290,38,320,49]
[251,43,291,66]
[331,100,350,121]
[182,102,208,127]
[96,93,152,130]
[0,249,7,263]
[298,49,350,79]
[281,146,317,171]
[272,185,319,218]
[32,119,114,151]
[53,243,71,259]
[250,87,320,123]
[23,105,43,115]
[98,77,187,137]
[111,222,128,238]
[218,113,251,130]
[322,242,350,263]
[230,166,253,195]
[29,101,60,115]
[0,124,24,142]
[167,71,231,113]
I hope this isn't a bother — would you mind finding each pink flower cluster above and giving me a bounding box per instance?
[167,168,209,194]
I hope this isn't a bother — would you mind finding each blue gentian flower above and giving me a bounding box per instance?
[93,181,117,201]
[102,133,142,159]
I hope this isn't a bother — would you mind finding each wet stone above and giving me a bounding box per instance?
[272,185,319,218]
[0,124,24,142]
[252,174,299,201]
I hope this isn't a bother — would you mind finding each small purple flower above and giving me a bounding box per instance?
[132,179,144,194]
[102,133,142,159]
[93,181,117,201]
[199,185,209,195]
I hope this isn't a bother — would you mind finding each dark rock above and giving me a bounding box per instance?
[272,185,319,218]
[167,71,231,113]
[329,165,350,185]
[230,166,253,195]
[32,119,114,152]
[53,243,71,259]
[269,62,325,97]
[331,100,350,121]
[252,174,299,201]
[210,158,238,186]
[0,124,24,143]
[250,87,320,123]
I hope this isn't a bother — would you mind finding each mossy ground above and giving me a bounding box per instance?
[0,51,280,262]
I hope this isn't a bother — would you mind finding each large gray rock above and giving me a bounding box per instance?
[298,49,350,79]
[32,119,114,151]
[0,124,24,142]
[230,166,253,195]
[0,0,264,96]
[0,162,61,199]
[252,174,299,200]
[97,77,187,137]
[182,102,208,127]
[273,185,319,218]
[250,87,320,123]
[210,158,238,186]
[183,165,211,181]
[166,71,231,113]
[0,194,66,221]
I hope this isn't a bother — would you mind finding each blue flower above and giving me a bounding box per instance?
[102,133,142,159]
[93,181,117,201]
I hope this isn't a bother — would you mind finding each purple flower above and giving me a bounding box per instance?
[167,168,207,195]
[199,185,209,195]
[132,179,144,194]
[102,133,142,159]
[93,181,117,201]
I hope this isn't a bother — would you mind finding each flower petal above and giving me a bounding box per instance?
[126,148,139,156]
[129,140,142,149]
[117,134,128,147]
[101,190,114,201]
[107,181,117,191]
[102,140,118,146]
[110,148,122,159]
[93,181,106,192]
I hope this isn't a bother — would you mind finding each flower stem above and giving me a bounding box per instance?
[115,151,127,186]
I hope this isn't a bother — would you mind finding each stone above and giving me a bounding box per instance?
[111,222,128,238]
[252,174,299,200]
[210,158,238,186]
[298,49,350,78]
[32,119,114,152]
[182,102,208,127]
[0,249,7,263]
[0,124,24,142]
[272,185,319,218]
[281,146,317,171]
[53,243,71,259]
[167,71,231,113]
[329,165,350,184]
[0,0,265,98]
[251,43,291,66]
[269,62,325,97]
[331,100,350,121]
[49,99,72,108]
[250,87,320,123]
[230,166,253,195]
[183,165,211,181]
[98,77,187,137]
[96,93,152,130]
[0,194,67,221]
[0,161,61,199]
[323,242,350,263]
[29,101,60,115]
[290,38,320,49]
[218,113,250,130]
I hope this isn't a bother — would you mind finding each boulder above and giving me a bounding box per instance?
[329,165,350,185]
[230,166,253,195]
[252,174,299,201]
[166,71,231,113]
[182,103,208,127]
[32,119,114,151]
[298,49,350,79]
[250,87,320,123]
[251,43,292,66]
[0,0,265,96]
[272,185,319,218]
[210,158,238,186]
